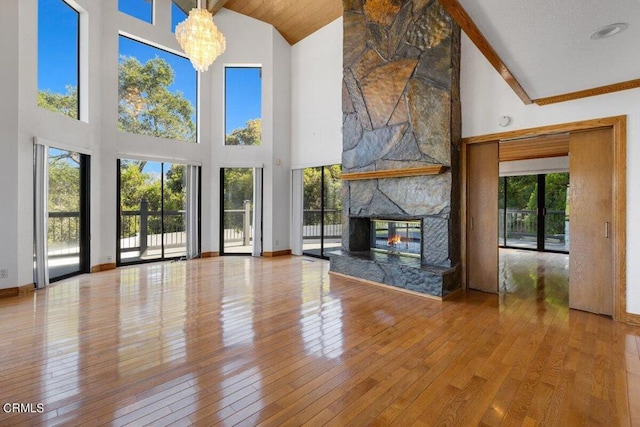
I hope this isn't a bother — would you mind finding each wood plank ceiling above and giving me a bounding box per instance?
[175,0,342,44]
[222,0,343,44]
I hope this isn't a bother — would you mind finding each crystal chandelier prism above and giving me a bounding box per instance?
[175,0,226,73]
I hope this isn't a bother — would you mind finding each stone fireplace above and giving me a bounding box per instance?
[329,0,461,299]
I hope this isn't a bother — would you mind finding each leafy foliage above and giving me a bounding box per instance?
[47,156,80,245]
[119,161,187,238]
[118,56,196,143]
[499,173,569,238]
[37,85,78,119]
[303,165,342,226]
[226,118,261,146]
[222,168,254,231]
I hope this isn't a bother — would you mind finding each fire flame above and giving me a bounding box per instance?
[387,235,402,246]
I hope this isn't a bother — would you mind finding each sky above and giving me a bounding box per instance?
[38,0,262,138]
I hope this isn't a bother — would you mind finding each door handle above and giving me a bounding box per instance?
[605,221,610,238]
[470,216,474,230]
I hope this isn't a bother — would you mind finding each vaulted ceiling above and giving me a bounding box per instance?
[445,0,640,105]
[179,0,639,105]
[171,0,342,45]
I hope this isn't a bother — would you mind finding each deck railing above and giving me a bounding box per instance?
[302,209,342,239]
[48,204,345,256]
[498,209,567,242]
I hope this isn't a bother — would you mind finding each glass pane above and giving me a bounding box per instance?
[225,67,262,145]
[119,0,153,24]
[48,148,81,279]
[38,0,79,119]
[544,173,570,252]
[118,36,197,143]
[163,164,188,258]
[171,0,190,33]
[371,220,421,257]
[504,175,538,250]
[321,165,342,257]
[302,167,322,257]
[222,168,254,254]
[119,160,163,263]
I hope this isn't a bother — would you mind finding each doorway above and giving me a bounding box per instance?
[302,165,342,259]
[117,159,199,265]
[463,116,626,320]
[45,147,91,282]
[220,167,262,256]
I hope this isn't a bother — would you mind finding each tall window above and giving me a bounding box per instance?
[225,67,262,145]
[119,0,154,24]
[118,36,197,143]
[171,0,189,33]
[37,0,80,119]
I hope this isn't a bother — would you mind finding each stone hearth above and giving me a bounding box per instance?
[329,0,461,299]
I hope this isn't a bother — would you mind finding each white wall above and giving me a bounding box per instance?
[210,9,291,253]
[268,27,292,252]
[461,33,640,315]
[290,17,343,169]
[0,0,20,289]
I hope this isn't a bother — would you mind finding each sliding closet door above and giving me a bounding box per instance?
[569,128,613,315]
[467,142,499,293]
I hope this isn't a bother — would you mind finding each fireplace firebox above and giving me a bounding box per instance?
[371,219,421,258]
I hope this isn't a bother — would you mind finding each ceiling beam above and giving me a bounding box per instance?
[439,0,533,105]
[207,0,229,14]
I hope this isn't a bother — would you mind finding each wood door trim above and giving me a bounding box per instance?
[461,115,627,322]
[462,116,625,145]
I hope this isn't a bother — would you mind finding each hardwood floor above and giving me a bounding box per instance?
[0,253,638,426]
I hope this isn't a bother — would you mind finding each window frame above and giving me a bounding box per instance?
[37,0,82,121]
[223,65,263,146]
[118,0,155,25]
[117,33,199,144]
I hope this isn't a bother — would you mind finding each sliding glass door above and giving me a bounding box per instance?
[302,165,342,259]
[220,168,257,255]
[118,159,198,265]
[47,148,90,281]
[499,173,569,253]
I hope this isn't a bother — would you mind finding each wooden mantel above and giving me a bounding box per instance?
[341,165,447,181]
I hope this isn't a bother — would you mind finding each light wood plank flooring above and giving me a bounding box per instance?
[0,252,638,426]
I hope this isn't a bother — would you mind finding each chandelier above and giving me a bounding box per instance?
[175,0,226,73]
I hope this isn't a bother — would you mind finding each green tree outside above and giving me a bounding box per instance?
[37,85,78,119]
[118,56,196,143]
[226,118,261,146]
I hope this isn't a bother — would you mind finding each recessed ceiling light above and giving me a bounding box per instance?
[590,23,628,40]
